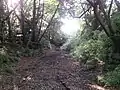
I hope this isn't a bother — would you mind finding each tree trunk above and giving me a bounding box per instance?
[7,16,12,41]
[0,0,5,44]
[32,0,37,42]
[20,0,26,46]
[111,37,120,60]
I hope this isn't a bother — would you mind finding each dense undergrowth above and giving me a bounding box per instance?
[63,7,120,88]
[0,34,66,74]
[0,46,18,74]
[66,28,120,87]
[0,44,40,74]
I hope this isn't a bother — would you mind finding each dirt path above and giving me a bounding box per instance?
[13,50,104,90]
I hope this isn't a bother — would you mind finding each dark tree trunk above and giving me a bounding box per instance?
[0,0,5,44]
[20,0,27,46]
[7,16,12,41]
[32,0,37,42]
[111,37,120,60]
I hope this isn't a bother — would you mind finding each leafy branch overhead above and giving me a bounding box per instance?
[0,0,66,49]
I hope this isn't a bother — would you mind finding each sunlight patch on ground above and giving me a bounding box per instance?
[61,18,80,36]
[88,84,107,90]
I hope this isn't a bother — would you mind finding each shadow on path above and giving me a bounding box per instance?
[15,50,106,90]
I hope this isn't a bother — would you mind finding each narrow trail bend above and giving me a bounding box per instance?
[15,50,101,90]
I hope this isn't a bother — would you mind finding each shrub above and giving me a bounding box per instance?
[100,65,120,86]
[69,30,112,63]
[0,47,10,67]
[0,54,10,68]
[0,46,20,74]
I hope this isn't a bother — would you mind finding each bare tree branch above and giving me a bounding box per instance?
[81,5,91,27]
[38,1,44,39]
[38,3,60,42]
[108,0,113,16]
[86,0,95,7]
[115,0,120,11]
[75,6,91,18]
[94,7,110,37]
[2,2,19,21]
[99,0,114,34]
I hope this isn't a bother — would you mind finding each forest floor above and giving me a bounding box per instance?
[1,49,109,90]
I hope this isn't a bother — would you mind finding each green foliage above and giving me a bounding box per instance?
[0,47,10,68]
[100,65,120,86]
[111,12,120,34]
[73,39,104,59]
[0,54,10,68]
[18,47,40,57]
[21,48,34,57]
[69,29,112,63]
[0,47,14,74]
[40,37,52,48]
[0,46,21,74]
[45,0,59,18]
